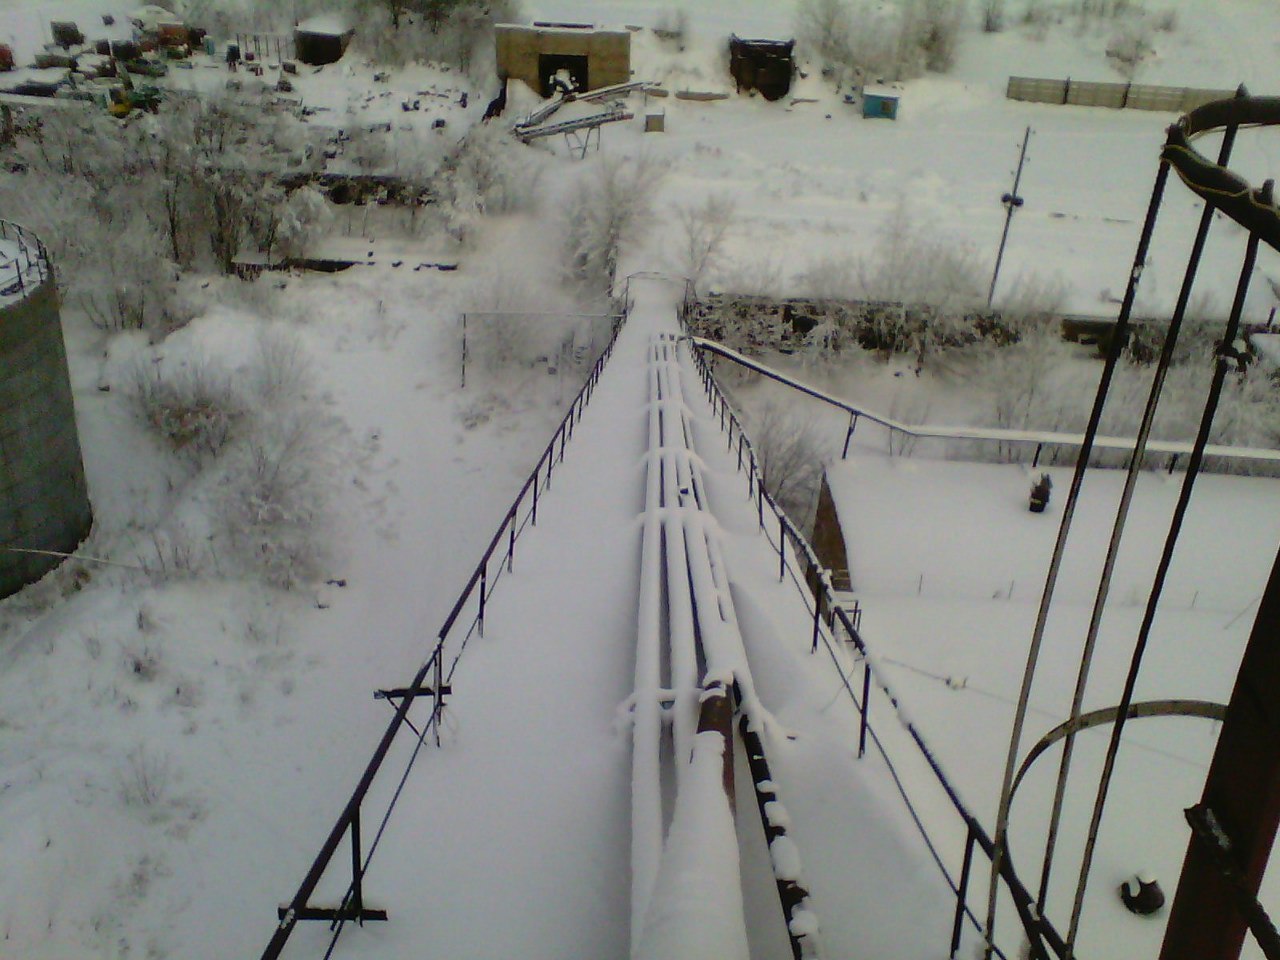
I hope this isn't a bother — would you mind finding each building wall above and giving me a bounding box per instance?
[0,270,93,598]
[495,24,631,94]
[810,476,852,593]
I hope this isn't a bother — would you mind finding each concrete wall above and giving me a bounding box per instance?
[495,24,631,95]
[1007,76,1234,113]
[0,270,93,598]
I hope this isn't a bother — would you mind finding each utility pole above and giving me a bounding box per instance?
[988,126,1032,308]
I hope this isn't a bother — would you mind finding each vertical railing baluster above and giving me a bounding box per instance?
[859,663,871,759]
[951,822,978,958]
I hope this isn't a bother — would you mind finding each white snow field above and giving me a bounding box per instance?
[3,0,1280,958]
[825,451,1280,960]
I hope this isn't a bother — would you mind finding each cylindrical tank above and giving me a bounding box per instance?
[0,220,92,598]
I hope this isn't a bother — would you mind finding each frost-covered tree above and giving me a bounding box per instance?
[677,194,736,292]
[565,154,666,293]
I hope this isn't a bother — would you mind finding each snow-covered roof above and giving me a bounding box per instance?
[295,15,353,36]
[1252,332,1280,368]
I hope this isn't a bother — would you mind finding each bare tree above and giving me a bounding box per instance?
[677,193,736,292]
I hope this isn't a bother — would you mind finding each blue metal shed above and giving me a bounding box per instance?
[863,86,900,120]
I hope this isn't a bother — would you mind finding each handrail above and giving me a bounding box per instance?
[0,219,52,300]
[693,337,1280,467]
[262,312,625,960]
[684,335,1066,959]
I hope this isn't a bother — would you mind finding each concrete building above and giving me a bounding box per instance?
[495,23,631,97]
[0,221,92,598]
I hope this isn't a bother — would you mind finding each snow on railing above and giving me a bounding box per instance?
[262,310,627,960]
[0,219,51,302]
[683,334,1063,960]
[694,337,1280,471]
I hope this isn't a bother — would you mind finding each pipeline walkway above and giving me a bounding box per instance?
[262,277,971,959]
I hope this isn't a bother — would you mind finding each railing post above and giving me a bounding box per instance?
[433,645,445,747]
[951,821,978,957]
[858,663,871,759]
[811,590,821,653]
[737,432,744,471]
[532,468,540,524]
[350,810,364,923]
[478,562,487,637]
[842,412,859,459]
[778,514,786,581]
[508,517,515,573]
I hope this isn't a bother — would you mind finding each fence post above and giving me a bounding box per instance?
[951,821,978,957]
[858,663,871,759]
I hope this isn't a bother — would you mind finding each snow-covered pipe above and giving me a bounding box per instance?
[740,713,823,960]
[630,344,668,945]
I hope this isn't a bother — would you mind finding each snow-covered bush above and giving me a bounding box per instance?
[993,271,1070,342]
[794,0,966,82]
[464,245,581,371]
[795,0,858,79]
[117,745,173,818]
[746,399,830,530]
[217,410,334,589]
[855,202,986,366]
[565,153,666,293]
[272,186,333,260]
[438,123,545,241]
[354,0,520,75]
[1105,18,1155,79]
[982,0,1006,31]
[131,357,243,461]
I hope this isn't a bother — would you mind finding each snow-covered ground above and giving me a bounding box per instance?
[3,0,1280,958]
[825,452,1280,958]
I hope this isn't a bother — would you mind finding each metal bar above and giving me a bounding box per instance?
[350,812,363,922]
[811,589,822,653]
[858,663,870,759]
[276,906,387,923]
[478,563,487,637]
[373,686,450,700]
[1067,179,1267,955]
[952,824,978,958]
[778,515,786,580]
[985,153,1173,960]
[1040,115,1241,913]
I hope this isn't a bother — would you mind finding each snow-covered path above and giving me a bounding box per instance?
[272,278,962,960]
